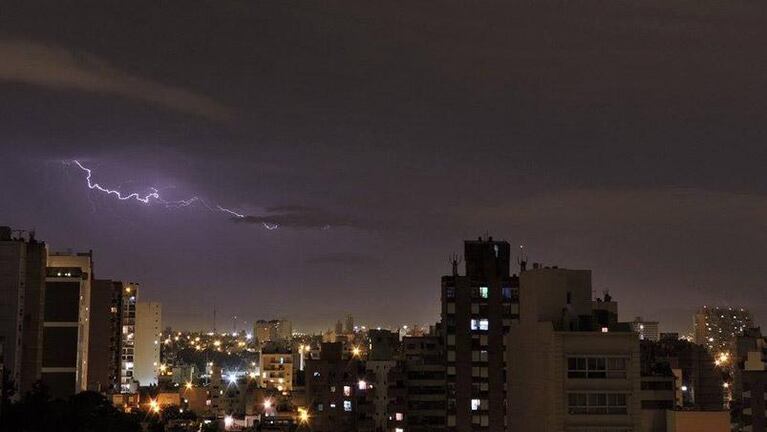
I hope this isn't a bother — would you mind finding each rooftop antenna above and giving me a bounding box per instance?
[516,244,528,272]
[212,304,217,334]
[449,253,462,276]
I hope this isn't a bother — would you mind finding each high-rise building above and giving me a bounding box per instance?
[441,237,519,431]
[506,267,643,432]
[694,306,753,353]
[0,226,46,396]
[388,335,447,432]
[134,302,161,387]
[632,316,660,342]
[43,251,93,398]
[85,280,138,394]
[119,283,138,392]
[365,329,398,431]
[86,279,120,393]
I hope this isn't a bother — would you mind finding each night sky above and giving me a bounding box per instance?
[3,1,767,333]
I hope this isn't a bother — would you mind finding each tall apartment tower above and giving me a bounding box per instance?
[86,280,138,393]
[87,279,120,392]
[119,283,138,392]
[134,302,161,387]
[0,227,47,396]
[44,251,93,398]
[441,237,520,431]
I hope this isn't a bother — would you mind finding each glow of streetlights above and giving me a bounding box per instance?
[298,407,309,424]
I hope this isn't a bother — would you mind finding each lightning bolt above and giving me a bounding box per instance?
[70,160,280,230]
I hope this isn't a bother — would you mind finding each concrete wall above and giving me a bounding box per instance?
[665,410,729,432]
[134,302,161,386]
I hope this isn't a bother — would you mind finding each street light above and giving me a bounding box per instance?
[298,407,309,424]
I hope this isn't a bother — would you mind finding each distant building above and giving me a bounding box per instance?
[632,316,660,342]
[506,267,643,432]
[0,226,46,396]
[253,319,292,344]
[344,314,354,335]
[134,302,161,387]
[43,251,93,398]
[694,306,753,353]
[441,237,519,431]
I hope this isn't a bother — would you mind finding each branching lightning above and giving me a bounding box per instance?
[70,160,280,230]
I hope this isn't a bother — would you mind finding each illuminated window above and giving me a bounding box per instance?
[343,400,352,412]
[471,399,481,411]
[479,319,488,331]
[395,412,404,421]
[479,287,489,298]
[343,386,351,396]
[502,287,513,301]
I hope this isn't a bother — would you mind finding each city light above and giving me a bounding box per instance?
[352,346,362,357]
[224,415,234,428]
[263,399,272,409]
[298,407,310,424]
[149,399,160,413]
[185,382,193,390]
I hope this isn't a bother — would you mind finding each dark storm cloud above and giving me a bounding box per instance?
[235,206,362,230]
[305,252,376,266]
[0,40,231,122]
[4,0,767,331]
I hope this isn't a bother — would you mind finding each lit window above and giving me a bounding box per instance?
[343,400,352,412]
[358,380,367,390]
[313,372,320,377]
[479,319,489,331]
[343,385,351,396]
[471,399,481,411]
[479,287,489,298]
[395,412,403,421]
